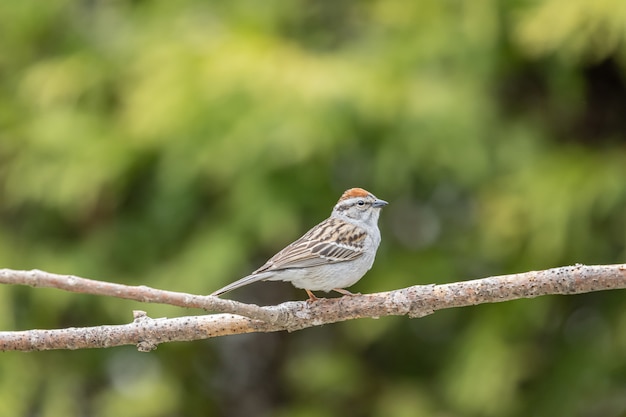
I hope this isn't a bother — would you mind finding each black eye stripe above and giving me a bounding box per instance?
[335,198,369,211]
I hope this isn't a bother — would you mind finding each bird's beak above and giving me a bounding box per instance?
[372,199,388,208]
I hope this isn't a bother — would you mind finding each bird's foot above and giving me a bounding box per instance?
[305,289,320,302]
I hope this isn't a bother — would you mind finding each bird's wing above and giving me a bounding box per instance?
[210,218,367,296]
[254,217,367,273]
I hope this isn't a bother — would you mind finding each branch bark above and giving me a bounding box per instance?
[0,263,625,352]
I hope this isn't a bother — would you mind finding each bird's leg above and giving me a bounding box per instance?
[333,288,361,296]
[305,289,319,302]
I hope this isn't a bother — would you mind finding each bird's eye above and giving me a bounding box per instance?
[357,200,365,206]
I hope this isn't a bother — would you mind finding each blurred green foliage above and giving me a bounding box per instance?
[1,0,626,416]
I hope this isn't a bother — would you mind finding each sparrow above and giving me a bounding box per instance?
[211,188,387,301]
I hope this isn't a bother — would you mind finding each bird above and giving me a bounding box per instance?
[210,188,388,301]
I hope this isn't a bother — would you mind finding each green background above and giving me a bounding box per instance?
[1,1,626,416]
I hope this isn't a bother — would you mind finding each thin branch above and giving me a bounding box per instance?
[0,269,280,323]
[0,263,625,352]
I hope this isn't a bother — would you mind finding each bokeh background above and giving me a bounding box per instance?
[1,1,626,416]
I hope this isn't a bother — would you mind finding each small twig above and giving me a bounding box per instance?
[0,263,624,351]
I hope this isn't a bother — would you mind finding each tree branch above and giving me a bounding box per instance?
[0,263,625,352]
[0,268,280,323]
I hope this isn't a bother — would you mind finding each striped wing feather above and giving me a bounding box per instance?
[254,218,366,273]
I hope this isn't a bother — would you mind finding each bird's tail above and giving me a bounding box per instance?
[210,273,270,297]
